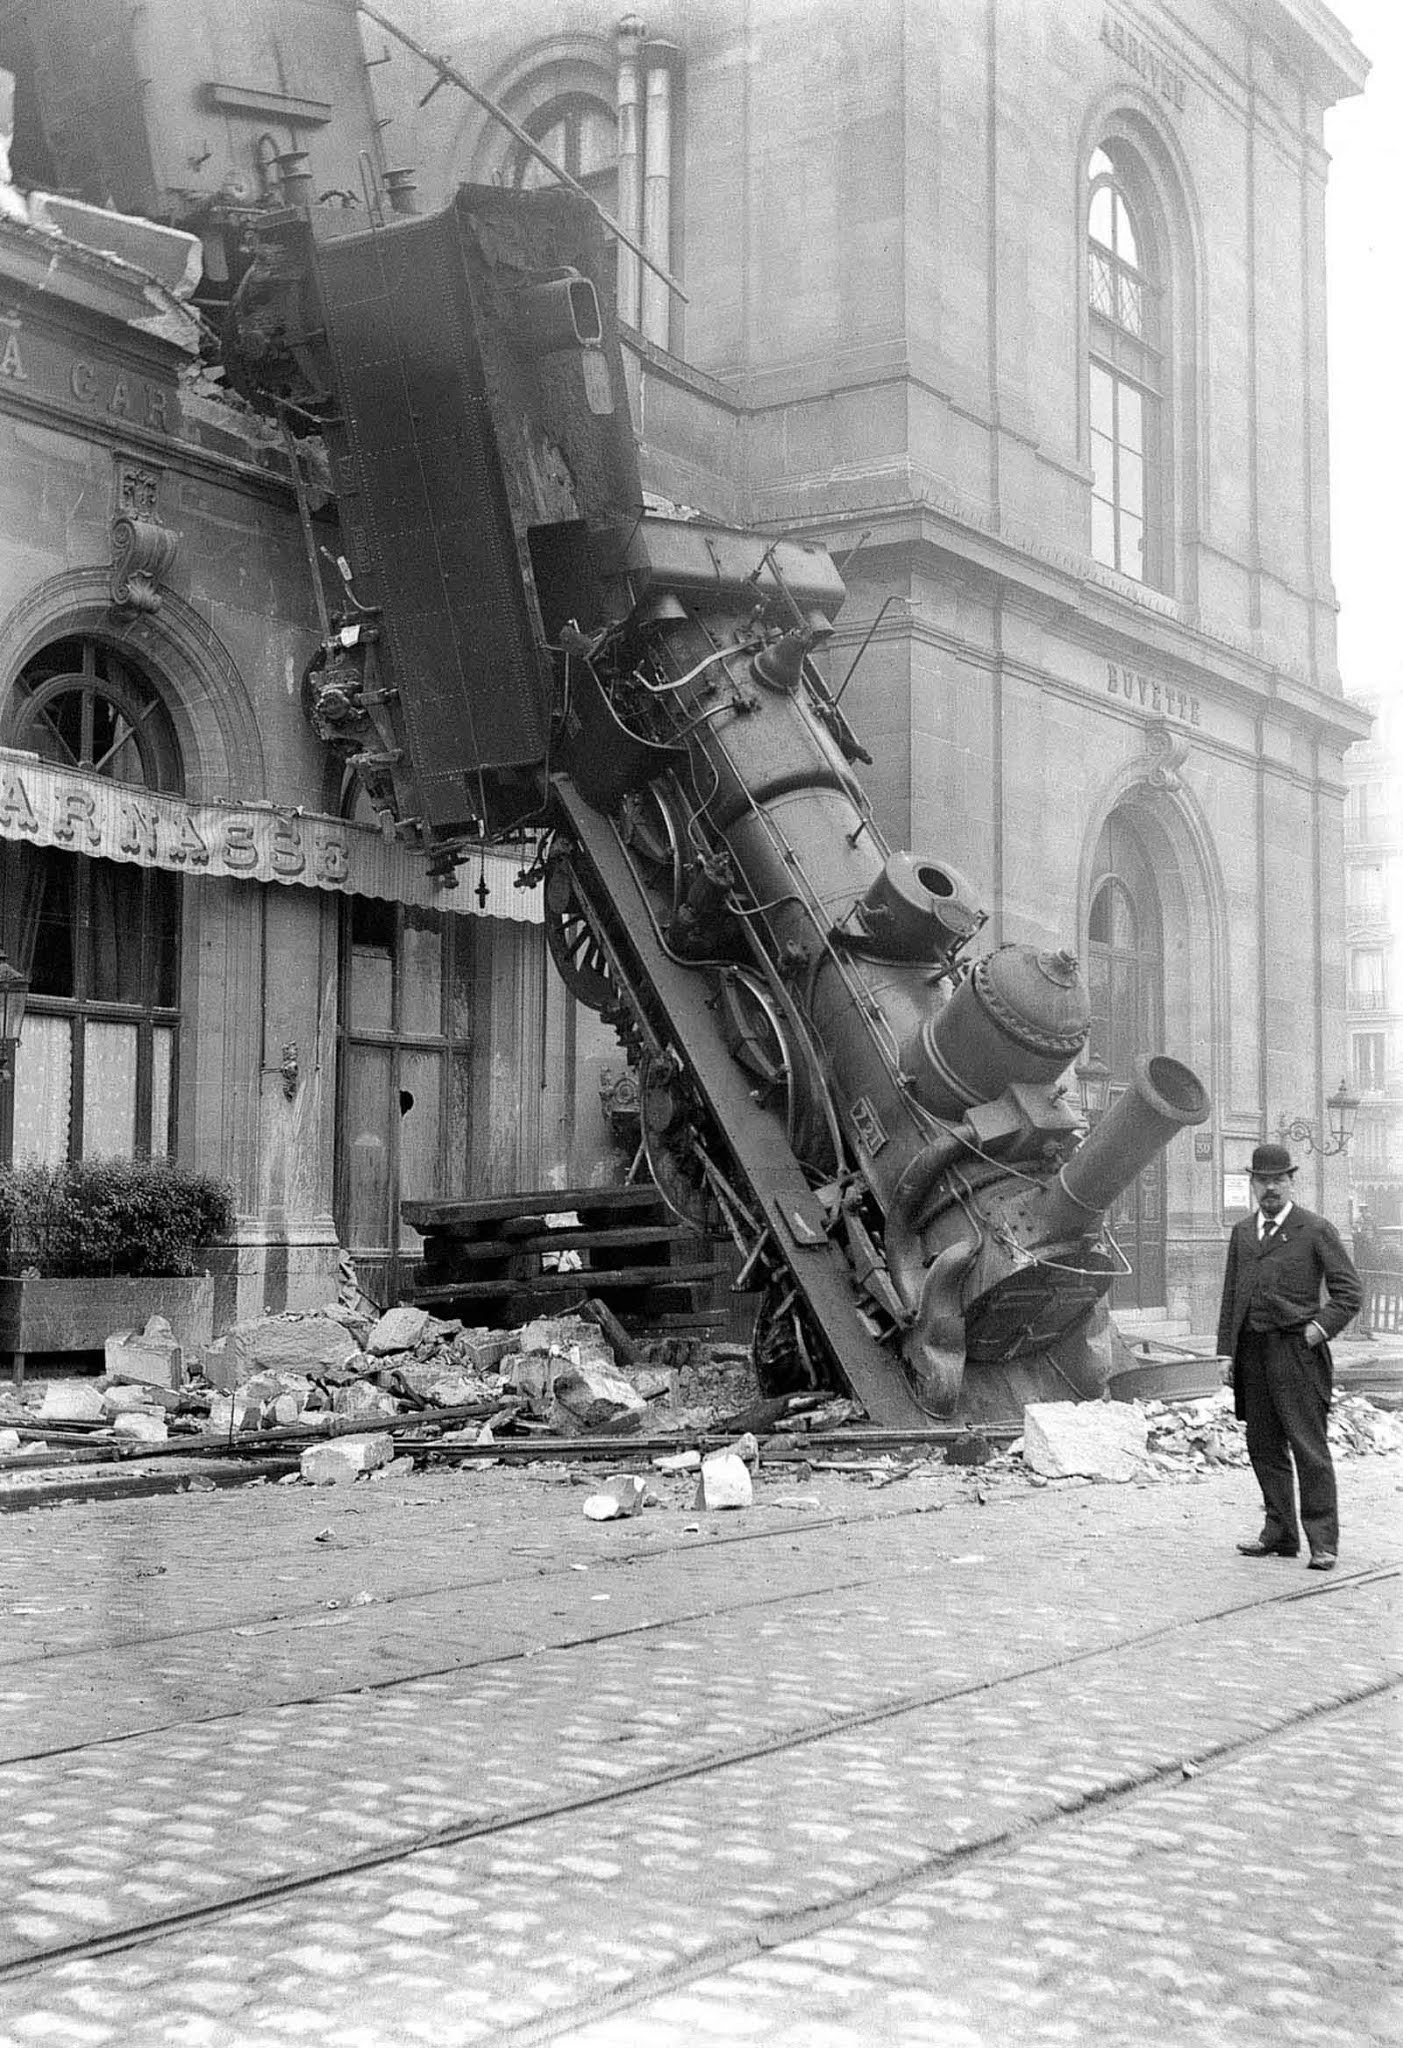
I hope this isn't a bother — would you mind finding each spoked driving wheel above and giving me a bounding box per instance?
[543,850,622,1015]
[638,1049,723,1233]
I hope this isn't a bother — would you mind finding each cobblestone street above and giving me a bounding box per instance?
[0,1439,1398,2047]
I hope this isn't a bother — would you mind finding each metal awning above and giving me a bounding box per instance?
[0,749,540,921]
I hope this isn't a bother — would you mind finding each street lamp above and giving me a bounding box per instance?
[1277,1078,1360,1158]
[0,947,28,1083]
[1074,1050,1111,1121]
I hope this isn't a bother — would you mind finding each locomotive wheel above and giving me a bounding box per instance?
[715,968,841,1179]
[543,852,621,1014]
[751,1273,829,1397]
[638,1050,721,1233]
[618,782,687,921]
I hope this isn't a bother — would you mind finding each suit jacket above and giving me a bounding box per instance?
[1216,1202,1362,1419]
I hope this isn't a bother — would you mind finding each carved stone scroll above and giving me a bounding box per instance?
[110,460,179,617]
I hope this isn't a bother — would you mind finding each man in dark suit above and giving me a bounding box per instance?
[1216,1142,1362,1570]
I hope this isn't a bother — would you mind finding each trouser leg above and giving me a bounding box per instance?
[1267,1334,1338,1555]
[1238,1333,1300,1549]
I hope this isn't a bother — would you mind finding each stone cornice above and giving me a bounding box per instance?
[761,491,1369,750]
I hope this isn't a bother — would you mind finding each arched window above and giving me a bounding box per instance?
[482,40,682,349]
[509,93,618,209]
[1088,144,1166,588]
[0,637,183,1162]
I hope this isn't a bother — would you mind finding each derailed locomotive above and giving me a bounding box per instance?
[231,181,1209,1426]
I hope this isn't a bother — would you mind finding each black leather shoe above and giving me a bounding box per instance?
[1307,1552,1337,1571]
[1236,1539,1299,1557]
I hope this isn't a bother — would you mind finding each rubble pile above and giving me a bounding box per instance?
[0,1298,1399,1516]
[1014,1390,1403,1487]
[0,1304,752,1474]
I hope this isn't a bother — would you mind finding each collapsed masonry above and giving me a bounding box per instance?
[0,1296,1399,1504]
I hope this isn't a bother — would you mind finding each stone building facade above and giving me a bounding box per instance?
[1343,675,1403,1237]
[0,0,1371,1340]
[363,0,1370,1332]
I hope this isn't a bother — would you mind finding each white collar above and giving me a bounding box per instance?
[1259,1200,1294,1237]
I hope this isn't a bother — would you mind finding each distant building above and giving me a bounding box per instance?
[0,0,1372,1340]
[1343,680,1403,1234]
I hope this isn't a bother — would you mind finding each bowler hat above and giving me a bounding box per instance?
[1249,1142,1297,1178]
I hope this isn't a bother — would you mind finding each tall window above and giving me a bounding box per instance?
[1088,145,1165,588]
[510,94,618,208]
[1348,863,1385,913]
[1351,948,1387,1011]
[0,638,183,1162]
[1345,781,1390,843]
[1353,1032,1387,1093]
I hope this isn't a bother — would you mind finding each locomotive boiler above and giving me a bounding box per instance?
[230,181,1209,1425]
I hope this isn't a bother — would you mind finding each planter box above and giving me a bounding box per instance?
[0,1274,215,1382]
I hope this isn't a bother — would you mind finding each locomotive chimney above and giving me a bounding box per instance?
[383,168,420,216]
[275,149,314,209]
[1031,1054,1209,1247]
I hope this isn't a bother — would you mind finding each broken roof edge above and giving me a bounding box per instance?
[0,193,204,355]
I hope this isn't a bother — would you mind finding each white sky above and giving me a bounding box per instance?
[1324,0,1403,694]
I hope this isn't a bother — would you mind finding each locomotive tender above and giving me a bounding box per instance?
[233,182,1210,1425]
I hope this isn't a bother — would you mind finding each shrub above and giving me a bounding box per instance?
[0,1157,234,1279]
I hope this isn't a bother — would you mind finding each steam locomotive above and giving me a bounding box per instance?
[230,182,1209,1425]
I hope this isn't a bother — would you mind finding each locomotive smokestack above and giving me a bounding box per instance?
[1032,1054,1209,1246]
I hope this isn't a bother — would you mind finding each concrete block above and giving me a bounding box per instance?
[102,1384,166,1416]
[519,1314,605,1357]
[550,1359,649,1434]
[112,1410,167,1442]
[365,1305,431,1355]
[104,1323,184,1390]
[207,1394,261,1435]
[499,1349,553,1406]
[239,1371,315,1408]
[582,1472,649,1520]
[225,1315,362,1383]
[653,1449,702,1473]
[426,1372,491,1408]
[37,1381,106,1423]
[455,1329,515,1373]
[0,1428,20,1453]
[368,1454,417,1483]
[331,1380,400,1420]
[1022,1401,1149,1482]
[695,1451,754,1510]
[301,1434,394,1485]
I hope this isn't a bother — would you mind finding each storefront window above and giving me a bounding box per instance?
[0,638,183,1162]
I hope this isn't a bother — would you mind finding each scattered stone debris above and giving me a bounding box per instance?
[0,1290,1399,1509]
[1010,1391,1402,1487]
